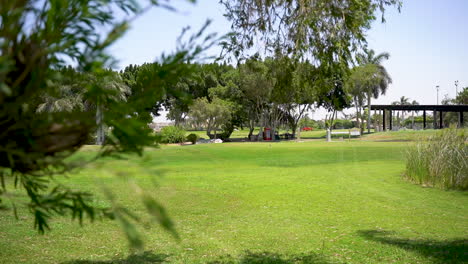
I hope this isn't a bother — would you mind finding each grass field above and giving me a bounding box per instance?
[1,140,467,263]
[187,128,357,140]
[187,128,457,141]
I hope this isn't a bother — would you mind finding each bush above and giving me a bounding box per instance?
[405,128,468,190]
[333,119,353,129]
[186,133,199,144]
[160,126,186,144]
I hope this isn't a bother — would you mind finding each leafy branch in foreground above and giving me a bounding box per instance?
[221,0,401,65]
[0,0,220,249]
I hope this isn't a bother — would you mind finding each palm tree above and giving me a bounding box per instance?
[36,68,130,145]
[93,71,131,145]
[398,96,410,126]
[391,96,411,128]
[411,100,419,129]
[356,49,392,133]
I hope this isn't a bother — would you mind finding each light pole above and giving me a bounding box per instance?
[455,80,459,96]
[436,85,440,105]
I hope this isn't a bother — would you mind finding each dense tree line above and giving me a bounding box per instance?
[37,47,399,141]
[118,56,345,140]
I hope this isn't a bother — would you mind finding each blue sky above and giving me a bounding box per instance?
[110,0,468,119]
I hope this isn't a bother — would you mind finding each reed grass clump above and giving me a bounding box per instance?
[405,128,467,190]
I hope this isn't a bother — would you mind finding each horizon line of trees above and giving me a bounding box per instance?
[37,58,468,144]
[41,48,408,142]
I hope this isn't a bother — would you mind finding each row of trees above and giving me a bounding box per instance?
[143,56,320,140]
[174,49,393,138]
[39,48,397,143]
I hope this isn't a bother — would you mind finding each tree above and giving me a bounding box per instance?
[221,0,401,64]
[238,58,275,139]
[36,67,88,113]
[397,96,410,127]
[163,63,235,128]
[346,64,382,133]
[0,0,219,249]
[221,1,400,132]
[38,68,131,145]
[268,56,317,138]
[440,89,468,127]
[356,49,392,133]
[391,96,411,128]
[410,100,419,129]
[316,66,351,133]
[455,87,468,104]
[188,97,234,139]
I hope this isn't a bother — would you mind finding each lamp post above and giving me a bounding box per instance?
[455,80,459,96]
[436,85,440,105]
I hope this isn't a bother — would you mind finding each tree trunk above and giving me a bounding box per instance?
[401,111,405,128]
[367,93,371,134]
[96,103,105,145]
[396,112,400,129]
[248,127,255,140]
[291,125,297,139]
[326,110,337,142]
[354,100,360,130]
[248,120,255,140]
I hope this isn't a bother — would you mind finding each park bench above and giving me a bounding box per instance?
[330,129,361,140]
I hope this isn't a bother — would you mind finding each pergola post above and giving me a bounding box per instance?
[423,110,426,129]
[374,110,377,132]
[439,111,443,129]
[459,111,464,128]
[383,110,386,131]
[389,110,392,131]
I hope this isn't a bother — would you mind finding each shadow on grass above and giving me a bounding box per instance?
[207,250,335,264]
[62,251,169,264]
[358,230,467,264]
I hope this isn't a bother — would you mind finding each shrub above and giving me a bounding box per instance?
[302,127,313,131]
[160,126,186,144]
[405,128,468,190]
[333,119,353,129]
[186,133,199,144]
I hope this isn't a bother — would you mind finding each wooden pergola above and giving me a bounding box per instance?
[370,104,468,130]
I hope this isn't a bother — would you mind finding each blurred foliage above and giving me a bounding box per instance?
[0,0,218,249]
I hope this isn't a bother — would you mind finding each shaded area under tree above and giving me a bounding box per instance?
[358,230,467,264]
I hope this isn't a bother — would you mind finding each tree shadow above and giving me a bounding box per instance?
[207,250,336,264]
[358,230,467,264]
[62,251,169,264]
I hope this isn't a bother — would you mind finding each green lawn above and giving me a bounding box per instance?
[187,128,460,141]
[361,129,458,142]
[187,128,355,140]
[1,141,467,263]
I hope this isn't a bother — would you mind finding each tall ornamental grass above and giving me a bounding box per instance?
[405,128,467,190]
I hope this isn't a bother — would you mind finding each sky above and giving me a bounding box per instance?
[110,0,468,121]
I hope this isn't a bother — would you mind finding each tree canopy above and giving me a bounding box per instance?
[221,0,401,65]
